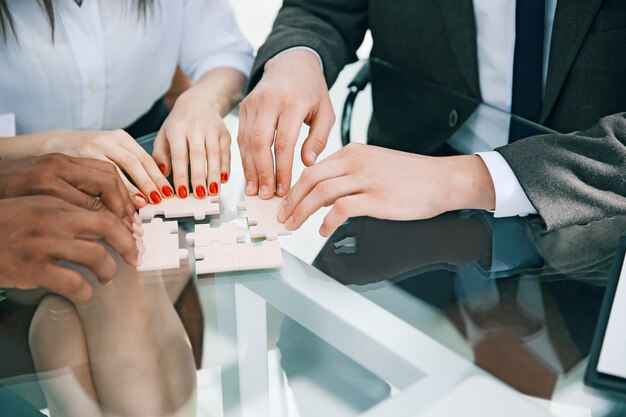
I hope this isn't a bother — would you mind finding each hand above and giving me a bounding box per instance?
[0,196,141,303]
[153,89,231,199]
[0,154,136,227]
[45,129,173,206]
[238,49,335,199]
[276,143,496,237]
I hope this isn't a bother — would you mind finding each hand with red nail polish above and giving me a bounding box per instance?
[178,186,188,198]
[152,68,242,202]
[0,154,136,227]
[0,195,139,303]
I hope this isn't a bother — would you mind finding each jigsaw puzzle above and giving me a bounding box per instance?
[139,195,220,221]
[237,195,291,240]
[194,240,283,275]
[137,218,188,272]
[186,221,245,247]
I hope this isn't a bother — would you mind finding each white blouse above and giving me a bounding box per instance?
[0,0,254,135]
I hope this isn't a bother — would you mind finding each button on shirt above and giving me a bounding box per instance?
[0,0,254,135]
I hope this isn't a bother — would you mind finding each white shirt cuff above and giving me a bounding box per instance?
[278,47,324,71]
[476,151,538,218]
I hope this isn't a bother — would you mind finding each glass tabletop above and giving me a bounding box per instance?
[0,59,623,417]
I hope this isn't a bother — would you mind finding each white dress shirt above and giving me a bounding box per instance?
[469,0,557,218]
[0,0,253,135]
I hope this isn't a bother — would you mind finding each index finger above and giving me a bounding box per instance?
[249,110,279,199]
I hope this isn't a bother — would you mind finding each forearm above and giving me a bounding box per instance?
[0,130,76,159]
[183,67,246,117]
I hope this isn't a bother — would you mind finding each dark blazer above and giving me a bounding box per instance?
[251,0,626,230]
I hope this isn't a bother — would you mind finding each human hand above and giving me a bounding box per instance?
[153,89,231,199]
[0,196,141,303]
[45,129,174,206]
[276,143,496,237]
[0,154,136,227]
[238,49,335,199]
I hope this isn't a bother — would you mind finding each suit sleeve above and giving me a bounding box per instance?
[496,113,626,231]
[249,0,369,91]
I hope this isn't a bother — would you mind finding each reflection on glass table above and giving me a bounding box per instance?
[0,60,625,417]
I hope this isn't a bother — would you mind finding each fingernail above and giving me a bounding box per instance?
[221,172,229,183]
[137,240,145,256]
[133,213,141,225]
[308,151,318,164]
[209,182,219,195]
[259,185,269,198]
[178,185,188,199]
[149,191,162,204]
[196,185,207,198]
[136,255,143,267]
[162,185,174,197]
[245,181,254,193]
[134,193,148,203]
[285,216,295,230]
[319,225,327,236]
[277,199,286,220]
[276,183,284,196]
[158,163,166,174]
[132,223,143,234]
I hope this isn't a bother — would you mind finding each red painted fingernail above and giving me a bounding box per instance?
[178,186,188,199]
[209,182,219,195]
[195,185,207,198]
[158,163,166,174]
[134,193,148,203]
[149,191,162,204]
[221,172,229,183]
[162,185,174,197]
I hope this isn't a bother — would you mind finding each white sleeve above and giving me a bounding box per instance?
[277,47,324,71]
[476,151,538,218]
[179,0,254,83]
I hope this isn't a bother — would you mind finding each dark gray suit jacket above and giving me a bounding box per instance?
[251,0,626,231]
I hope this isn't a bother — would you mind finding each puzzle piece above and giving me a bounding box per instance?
[137,218,188,272]
[186,221,245,247]
[237,195,291,240]
[139,196,220,221]
[194,240,283,275]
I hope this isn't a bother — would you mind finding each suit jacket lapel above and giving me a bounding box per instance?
[439,0,481,99]
[541,0,603,122]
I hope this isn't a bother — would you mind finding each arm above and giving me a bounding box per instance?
[497,113,626,230]
[240,0,369,200]
[152,0,253,199]
[250,0,369,89]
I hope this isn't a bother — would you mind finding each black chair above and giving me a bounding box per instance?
[340,61,370,147]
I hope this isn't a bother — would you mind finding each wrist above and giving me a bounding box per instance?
[447,155,496,211]
[178,86,233,117]
[265,48,323,76]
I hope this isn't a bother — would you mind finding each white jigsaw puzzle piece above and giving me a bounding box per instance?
[194,240,282,275]
[137,218,188,272]
[186,221,245,246]
[237,195,291,240]
[139,196,220,221]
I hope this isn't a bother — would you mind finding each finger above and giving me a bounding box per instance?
[106,147,162,204]
[320,194,369,238]
[206,133,221,196]
[301,104,335,166]
[62,157,136,223]
[219,130,231,184]
[278,159,348,222]
[152,128,172,177]
[38,264,93,304]
[284,176,359,231]
[65,211,140,267]
[188,132,208,198]
[49,239,117,283]
[274,111,304,197]
[166,129,190,199]
[237,102,253,191]
[250,110,279,199]
[115,166,148,208]
[119,133,174,199]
